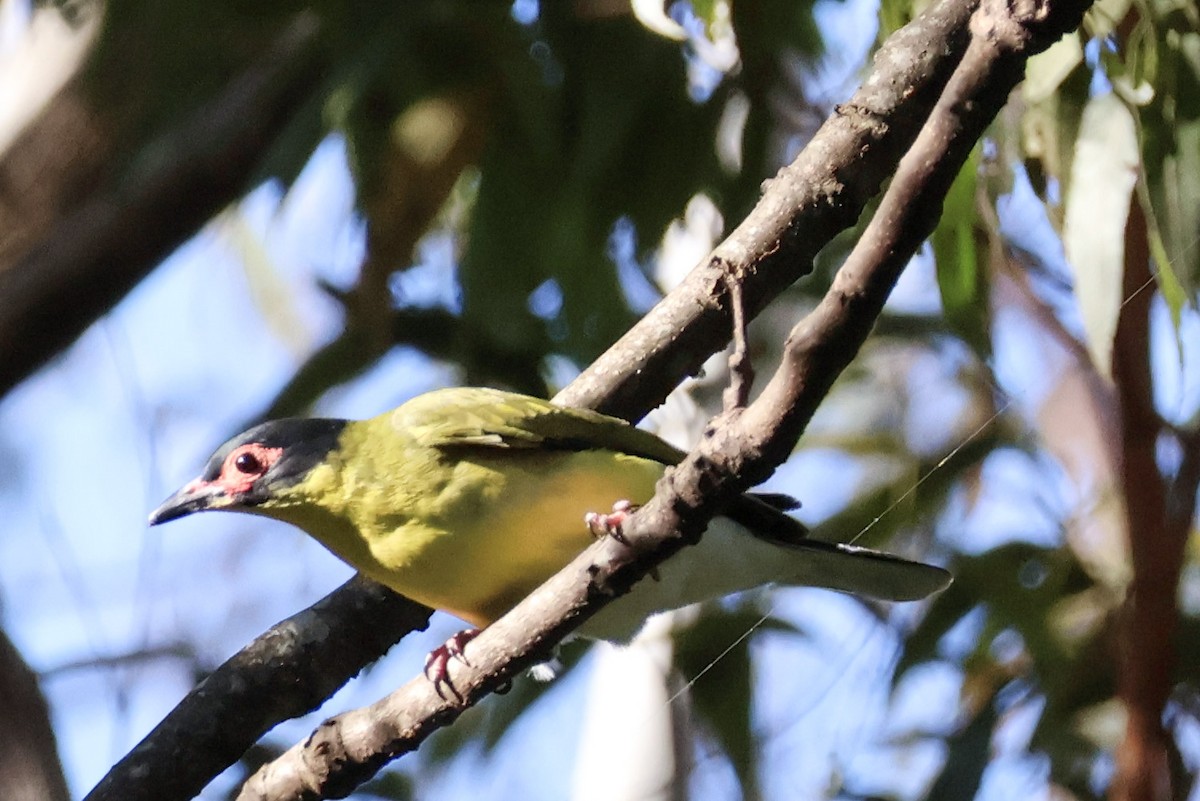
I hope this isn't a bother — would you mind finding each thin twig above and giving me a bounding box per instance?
[234,0,1095,797]
[555,0,979,417]
[86,4,989,800]
[723,271,753,412]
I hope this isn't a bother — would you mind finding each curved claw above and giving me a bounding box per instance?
[584,500,661,580]
[584,499,638,544]
[424,628,481,700]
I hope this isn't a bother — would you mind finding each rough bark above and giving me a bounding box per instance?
[85,1,991,797]
[82,576,429,801]
[231,0,1096,797]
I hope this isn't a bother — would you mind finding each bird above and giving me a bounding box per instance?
[150,387,950,682]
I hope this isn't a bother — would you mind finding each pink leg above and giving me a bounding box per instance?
[584,499,638,544]
[423,628,480,700]
[585,500,661,581]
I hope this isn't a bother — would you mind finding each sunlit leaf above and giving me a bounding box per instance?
[221,211,317,358]
[878,0,928,36]
[1072,698,1127,751]
[690,0,724,31]
[1085,0,1133,37]
[1021,37,1088,215]
[1063,92,1140,377]
[1140,27,1200,307]
[631,0,687,40]
[1024,32,1085,103]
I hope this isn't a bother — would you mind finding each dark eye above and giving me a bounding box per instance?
[234,452,263,474]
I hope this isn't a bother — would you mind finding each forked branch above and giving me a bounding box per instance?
[234,0,1094,798]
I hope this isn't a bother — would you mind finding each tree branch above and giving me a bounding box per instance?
[88,1,1095,798]
[554,0,979,416]
[87,3,993,798]
[0,630,69,801]
[87,0,1099,797]
[232,0,1094,797]
[0,13,322,397]
[82,577,431,801]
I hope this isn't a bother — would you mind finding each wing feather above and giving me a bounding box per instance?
[394,387,685,464]
[391,387,809,538]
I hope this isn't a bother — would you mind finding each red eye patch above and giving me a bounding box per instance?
[218,444,283,495]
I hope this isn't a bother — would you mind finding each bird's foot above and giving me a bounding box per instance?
[585,500,638,544]
[424,628,480,700]
[584,500,660,580]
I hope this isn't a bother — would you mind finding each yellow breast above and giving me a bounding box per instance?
[364,449,664,626]
[273,436,664,628]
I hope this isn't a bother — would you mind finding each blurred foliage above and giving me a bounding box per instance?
[37,0,1200,797]
[932,146,991,359]
[79,0,832,416]
[1020,0,1200,323]
[672,603,806,797]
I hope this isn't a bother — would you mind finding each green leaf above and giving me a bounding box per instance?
[461,8,726,371]
[1063,92,1140,377]
[631,0,687,40]
[1140,27,1200,307]
[900,543,1096,677]
[878,0,919,37]
[1139,180,1191,331]
[729,0,823,211]
[1020,44,1089,217]
[690,0,724,32]
[932,146,991,358]
[357,769,416,800]
[1024,32,1085,103]
[1085,0,1133,37]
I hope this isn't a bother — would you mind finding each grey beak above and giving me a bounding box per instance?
[148,480,226,525]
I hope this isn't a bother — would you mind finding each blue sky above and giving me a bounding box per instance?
[0,12,963,796]
[3,1,1199,799]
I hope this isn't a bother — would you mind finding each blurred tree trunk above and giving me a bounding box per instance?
[1111,196,1190,801]
[0,6,322,396]
[0,630,69,801]
[0,4,106,271]
[0,6,324,800]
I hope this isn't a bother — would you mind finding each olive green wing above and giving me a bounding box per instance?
[394,386,686,464]
[387,388,949,603]
[391,387,810,541]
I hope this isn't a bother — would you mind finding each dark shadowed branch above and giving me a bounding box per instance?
[84,3,1001,799]
[231,0,1094,797]
[82,577,431,801]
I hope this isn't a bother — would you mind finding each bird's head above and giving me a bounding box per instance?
[149,418,348,525]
